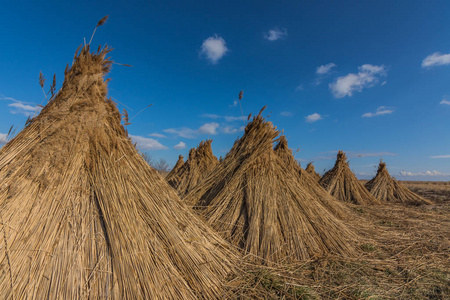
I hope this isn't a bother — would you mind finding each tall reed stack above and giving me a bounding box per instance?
[185,112,356,265]
[365,161,432,205]
[320,151,379,205]
[167,140,219,197]
[0,45,237,299]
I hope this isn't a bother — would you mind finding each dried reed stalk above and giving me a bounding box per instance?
[185,114,357,265]
[319,151,379,205]
[0,45,238,299]
[365,161,432,205]
[305,162,321,182]
[167,140,219,198]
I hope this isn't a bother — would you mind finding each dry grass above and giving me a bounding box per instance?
[320,151,379,205]
[185,113,357,265]
[167,140,219,197]
[365,161,432,205]
[0,45,239,299]
[305,162,321,182]
[225,184,449,299]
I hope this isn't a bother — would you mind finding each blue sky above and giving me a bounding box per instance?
[1,0,449,180]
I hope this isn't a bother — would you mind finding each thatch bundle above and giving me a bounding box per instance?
[166,154,184,178]
[306,162,321,182]
[273,136,348,218]
[0,45,237,299]
[319,151,379,205]
[167,140,219,197]
[185,113,356,264]
[365,161,432,205]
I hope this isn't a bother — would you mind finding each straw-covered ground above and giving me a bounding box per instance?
[224,181,449,299]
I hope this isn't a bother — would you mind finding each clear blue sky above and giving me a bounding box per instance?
[1,0,449,180]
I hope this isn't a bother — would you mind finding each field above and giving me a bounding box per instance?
[226,181,450,299]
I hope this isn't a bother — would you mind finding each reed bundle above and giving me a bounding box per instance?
[273,136,349,218]
[305,162,321,182]
[365,161,432,205]
[0,45,237,299]
[167,140,219,197]
[185,113,356,265]
[319,151,379,205]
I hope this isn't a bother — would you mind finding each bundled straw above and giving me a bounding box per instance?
[166,154,184,179]
[365,161,432,205]
[0,45,237,299]
[167,140,219,197]
[319,151,379,205]
[185,113,356,265]
[305,162,321,182]
[274,136,348,218]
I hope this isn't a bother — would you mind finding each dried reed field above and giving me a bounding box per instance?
[0,19,448,299]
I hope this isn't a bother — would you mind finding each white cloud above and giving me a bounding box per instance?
[130,135,168,150]
[399,170,449,177]
[329,64,387,98]
[222,126,245,134]
[316,63,336,75]
[200,35,228,64]
[0,133,7,144]
[280,111,293,117]
[421,52,450,68]
[295,84,304,91]
[362,106,394,118]
[305,113,323,123]
[264,28,287,41]
[230,100,238,107]
[173,141,186,150]
[440,99,450,105]
[164,122,220,138]
[148,133,167,138]
[198,122,219,135]
[430,155,450,159]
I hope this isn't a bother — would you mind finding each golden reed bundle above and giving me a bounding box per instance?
[0,45,238,299]
[365,161,432,205]
[167,140,219,197]
[185,112,356,265]
[319,151,379,205]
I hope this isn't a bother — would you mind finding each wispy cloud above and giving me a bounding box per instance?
[305,113,323,123]
[316,63,336,75]
[362,106,394,118]
[148,133,167,138]
[164,122,220,138]
[440,98,450,105]
[264,28,287,41]
[430,155,450,159]
[202,114,246,122]
[295,84,304,91]
[222,126,245,134]
[314,150,397,160]
[230,100,238,107]
[421,52,450,68]
[329,64,387,98]
[130,135,168,150]
[200,35,228,64]
[173,141,186,150]
[399,170,449,177]
[280,111,293,117]
[1,95,41,116]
